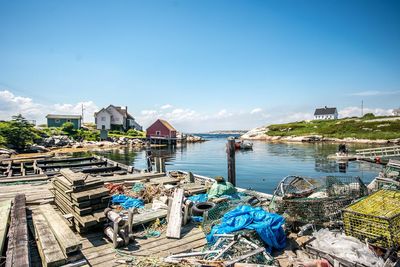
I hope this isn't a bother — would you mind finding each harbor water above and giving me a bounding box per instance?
[82,134,383,194]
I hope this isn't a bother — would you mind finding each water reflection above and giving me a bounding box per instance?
[72,137,383,194]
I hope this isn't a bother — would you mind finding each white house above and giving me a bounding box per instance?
[393,108,400,116]
[313,106,338,120]
[94,105,142,131]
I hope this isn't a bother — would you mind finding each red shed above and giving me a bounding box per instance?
[146,119,177,138]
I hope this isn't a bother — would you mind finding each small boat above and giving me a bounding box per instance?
[235,140,253,150]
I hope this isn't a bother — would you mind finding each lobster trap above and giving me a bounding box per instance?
[343,189,400,248]
[272,176,367,224]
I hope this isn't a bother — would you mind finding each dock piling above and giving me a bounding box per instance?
[227,137,236,186]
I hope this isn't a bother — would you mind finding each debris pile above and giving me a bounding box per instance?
[309,228,384,266]
[52,168,110,233]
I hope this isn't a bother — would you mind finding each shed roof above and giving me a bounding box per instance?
[314,107,337,116]
[159,119,176,131]
[46,114,82,119]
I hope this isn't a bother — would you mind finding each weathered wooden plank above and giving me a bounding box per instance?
[39,161,107,170]
[131,209,168,227]
[59,169,87,186]
[38,157,95,164]
[100,172,165,183]
[6,194,29,267]
[0,200,11,255]
[149,177,180,185]
[32,212,66,267]
[55,173,103,192]
[38,204,82,254]
[0,174,49,184]
[166,188,184,239]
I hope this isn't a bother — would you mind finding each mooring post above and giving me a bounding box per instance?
[227,137,236,186]
[160,158,166,173]
[146,142,152,172]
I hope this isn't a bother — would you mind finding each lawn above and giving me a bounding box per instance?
[266,115,400,140]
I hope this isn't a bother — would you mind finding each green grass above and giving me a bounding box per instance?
[266,115,400,140]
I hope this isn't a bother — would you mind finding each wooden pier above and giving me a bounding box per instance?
[356,145,400,158]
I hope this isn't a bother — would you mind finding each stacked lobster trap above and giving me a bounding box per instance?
[271,175,368,225]
[343,189,400,249]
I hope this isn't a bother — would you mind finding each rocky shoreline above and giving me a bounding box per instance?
[241,126,400,144]
[0,133,207,158]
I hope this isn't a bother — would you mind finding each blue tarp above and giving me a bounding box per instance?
[112,194,144,209]
[187,193,242,203]
[188,193,208,203]
[206,205,286,252]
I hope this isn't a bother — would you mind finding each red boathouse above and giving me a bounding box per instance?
[146,119,177,145]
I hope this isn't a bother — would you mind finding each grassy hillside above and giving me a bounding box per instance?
[266,114,400,140]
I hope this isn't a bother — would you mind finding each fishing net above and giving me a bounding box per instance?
[201,195,256,234]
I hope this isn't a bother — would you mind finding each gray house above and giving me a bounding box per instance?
[94,105,142,131]
[314,106,338,120]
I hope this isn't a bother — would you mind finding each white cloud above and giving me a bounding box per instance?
[160,104,173,109]
[0,90,98,123]
[2,90,396,132]
[350,90,400,96]
[250,108,262,114]
[339,106,393,118]
[141,110,157,116]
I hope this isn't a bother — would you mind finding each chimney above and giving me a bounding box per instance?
[125,106,128,128]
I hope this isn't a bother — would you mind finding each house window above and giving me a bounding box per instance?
[156,131,161,136]
[55,119,60,123]
[67,119,71,122]
[102,125,105,130]
[101,116,106,121]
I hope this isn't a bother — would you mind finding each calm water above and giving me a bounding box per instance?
[76,134,383,194]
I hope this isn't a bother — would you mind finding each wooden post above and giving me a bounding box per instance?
[160,158,166,173]
[227,137,236,186]
[155,157,160,173]
[145,142,152,172]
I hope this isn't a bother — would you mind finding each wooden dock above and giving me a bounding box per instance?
[356,145,400,158]
[0,154,277,266]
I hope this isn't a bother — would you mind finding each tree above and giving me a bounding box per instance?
[0,114,38,151]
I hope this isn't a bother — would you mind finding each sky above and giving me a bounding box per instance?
[0,0,399,132]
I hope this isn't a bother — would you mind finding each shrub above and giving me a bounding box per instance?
[0,114,40,151]
[362,113,375,120]
[61,122,76,135]
[127,129,140,137]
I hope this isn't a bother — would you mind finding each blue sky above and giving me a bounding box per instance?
[0,0,399,131]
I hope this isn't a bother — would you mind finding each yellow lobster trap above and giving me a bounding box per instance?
[343,189,400,248]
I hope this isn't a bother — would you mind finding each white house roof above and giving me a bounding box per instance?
[46,114,82,119]
[94,108,112,116]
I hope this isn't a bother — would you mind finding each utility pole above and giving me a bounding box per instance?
[81,104,85,123]
[361,100,364,117]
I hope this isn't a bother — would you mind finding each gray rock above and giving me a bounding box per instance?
[29,144,49,152]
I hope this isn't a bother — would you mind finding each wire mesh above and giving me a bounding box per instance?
[273,176,367,224]
[343,189,400,248]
